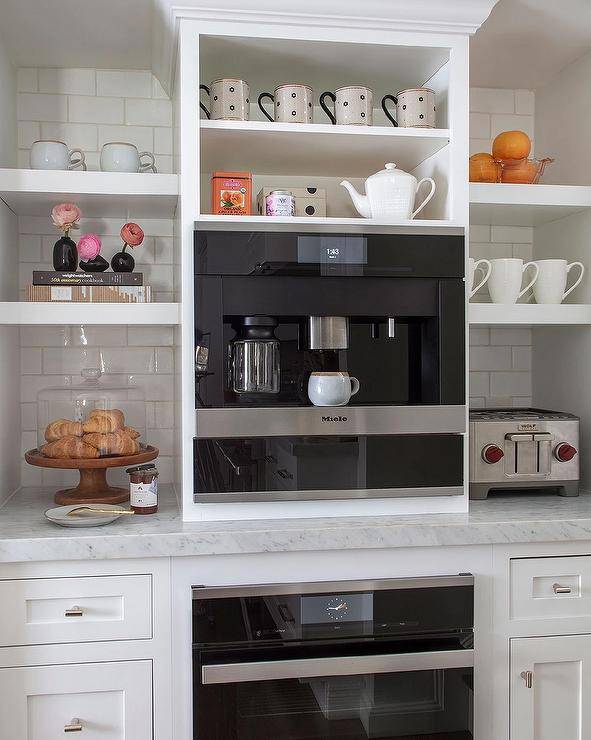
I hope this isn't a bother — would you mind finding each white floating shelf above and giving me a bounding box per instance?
[196,214,463,234]
[200,120,450,177]
[470,303,591,326]
[0,302,181,325]
[470,183,591,226]
[0,169,179,218]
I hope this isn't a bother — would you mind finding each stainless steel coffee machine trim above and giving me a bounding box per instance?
[196,404,466,439]
[308,316,349,350]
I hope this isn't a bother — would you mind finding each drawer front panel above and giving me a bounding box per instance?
[511,555,591,620]
[0,660,152,738]
[0,574,152,646]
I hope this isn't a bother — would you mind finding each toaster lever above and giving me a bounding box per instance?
[505,433,534,441]
[533,433,554,441]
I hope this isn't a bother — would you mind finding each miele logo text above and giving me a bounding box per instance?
[322,415,348,422]
[518,423,538,431]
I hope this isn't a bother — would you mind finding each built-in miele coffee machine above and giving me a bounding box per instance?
[194,230,465,504]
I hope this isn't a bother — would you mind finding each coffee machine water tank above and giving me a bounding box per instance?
[230,316,280,394]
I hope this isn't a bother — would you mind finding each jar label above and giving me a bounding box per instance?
[130,481,158,507]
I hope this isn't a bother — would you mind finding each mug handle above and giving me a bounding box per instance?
[519,261,539,299]
[199,84,211,119]
[349,377,360,396]
[564,261,585,300]
[470,259,492,298]
[412,178,436,219]
[258,92,275,122]
[68,149,86,171]
[319,91,337,124]
[139,152,157,173]
[381,94,398,126]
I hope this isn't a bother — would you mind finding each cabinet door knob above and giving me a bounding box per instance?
[520,670,533,689]
[64,717,83,732]
[553,583,572,594]
[64,605,84,617]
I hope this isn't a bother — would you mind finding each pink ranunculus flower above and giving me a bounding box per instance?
[51,203,82,233]
[120,222,144,249]
[77,233,101,261]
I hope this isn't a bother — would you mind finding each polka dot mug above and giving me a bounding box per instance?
[381,88,436,128]
[258,84,314,124]
[199,78,250,121]
[320,86,373,126]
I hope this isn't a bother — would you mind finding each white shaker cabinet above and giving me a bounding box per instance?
[0,660,152,739]
[511,634,591,740]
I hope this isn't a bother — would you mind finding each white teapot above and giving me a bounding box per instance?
[341,163,436,220]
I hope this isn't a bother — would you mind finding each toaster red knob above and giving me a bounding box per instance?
[555,443,577,462]
[482,444,504,464]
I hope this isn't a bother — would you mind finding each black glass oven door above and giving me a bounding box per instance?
[194,651,473,739]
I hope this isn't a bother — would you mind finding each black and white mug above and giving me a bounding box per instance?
[320,86,373,125]
[258,84,314,124]
[200,78,250,121]
[381,88,436,128]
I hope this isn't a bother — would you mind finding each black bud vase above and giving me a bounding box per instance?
[79,255,109,272]
[111,251,135,272]
[53,236,78,272]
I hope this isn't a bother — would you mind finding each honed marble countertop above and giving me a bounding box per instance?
[2,485,591,562]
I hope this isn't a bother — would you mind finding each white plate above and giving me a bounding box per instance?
[45,504,128,528]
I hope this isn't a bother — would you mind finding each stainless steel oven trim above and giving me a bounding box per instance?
[194,485,464,503]
[192,574,474,599]
[201,648,475,685]
[195,405,466,439]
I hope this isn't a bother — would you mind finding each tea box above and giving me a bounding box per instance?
[211,171,252,215]
[256,186,327,217]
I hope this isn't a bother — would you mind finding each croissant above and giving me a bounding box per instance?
[82,409,124,434]
[41,436,100,459]
[122,426,140,439]
[83,430,140,456]
[44,419,84,442]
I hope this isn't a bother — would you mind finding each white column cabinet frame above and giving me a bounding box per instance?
[176,14,470,521]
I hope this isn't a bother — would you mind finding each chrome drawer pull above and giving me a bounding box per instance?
[553,583,572,594]
[64,605,84,617]
[520,670,533,689]
[64,718,83,732]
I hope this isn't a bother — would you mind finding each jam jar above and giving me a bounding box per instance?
[126,463,159,514]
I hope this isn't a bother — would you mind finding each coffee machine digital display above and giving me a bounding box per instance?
[193,229,466,503]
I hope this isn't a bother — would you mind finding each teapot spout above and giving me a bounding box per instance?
[340,180,371,219]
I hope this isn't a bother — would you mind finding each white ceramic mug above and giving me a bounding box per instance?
[30,140,86,171]
[381,88,437,128]
[308,371,360,407]
[200,78,250,121]
[320,86,373,125]
[100,142,156,173]
[258,84,314,124]
[469,257,492,298]
[488,258,539,304]
[533,259,585,304]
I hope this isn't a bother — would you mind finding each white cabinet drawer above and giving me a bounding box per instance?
[511,555,591,621]
[0,660,152,738]
[0,574,152,646]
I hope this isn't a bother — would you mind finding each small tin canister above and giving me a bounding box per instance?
[265,190,295,217]
[126,463,159,514]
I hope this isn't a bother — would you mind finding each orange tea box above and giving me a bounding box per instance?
[211,171,252,215]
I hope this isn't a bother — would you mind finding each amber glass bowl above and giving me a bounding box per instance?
[499,157,554,184]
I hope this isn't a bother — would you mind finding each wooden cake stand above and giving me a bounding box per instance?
[25,445,159,505]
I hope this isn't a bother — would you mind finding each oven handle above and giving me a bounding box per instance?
[201,648,474,685]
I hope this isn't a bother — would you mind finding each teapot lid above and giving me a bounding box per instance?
[369,162,414,180]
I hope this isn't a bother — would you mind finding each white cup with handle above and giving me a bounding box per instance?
[100,142,157,173]
[308,371,360,407]
[488,258,539,304]
[533,259,585,304]
[30,140,86,171]
[469,257,492,298]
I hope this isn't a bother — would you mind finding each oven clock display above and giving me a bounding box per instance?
[326,597,349,620]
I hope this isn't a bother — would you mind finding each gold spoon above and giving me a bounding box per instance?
[66,507,135,517]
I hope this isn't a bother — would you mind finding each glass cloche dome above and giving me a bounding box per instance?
[36,368,146,458]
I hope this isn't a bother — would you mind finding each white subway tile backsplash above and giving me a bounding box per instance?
[152,77,168,99]
[17,149,30,168]
[470,87,515,114]
[43,347,100,374]
[147,428,174,455]
[41,122,99,151]
[39,68,96,96]
[96,69,152,98]
[470,224,490,242]
[154,236,173,264]
[153,401,175,428]
[18,92,68,122]
[155,347,174,373]
[154,154,173,174]
[512,397,533,407]
[20,326,71,347]
[19,235,42,262]
[469,112,490,139]
[512,346,532,370]
[97,124,153,152]
[470,397,486,409]
[21,402,37,431]
[68,95,124,124]
[470,242,513,259]
[490,372,532,397]
[18,121,40,149]
[470,346,512,371]
[491,225,534,243]
[515,89,535,115]
[154,127,172,155]
[490,113,534,139]
[71,326,127,347]
[470,372,490,397]
[469,327,490,346]
[490,328,532,346]
[20,348,42,375]
[127,326,174,346]
[125,98,172,127]
[469,138,492,156]
[22,374,71,399]
[512,243,533,262]
[100,347,155,374]
[130,374,174,401]
[17,68,38,93]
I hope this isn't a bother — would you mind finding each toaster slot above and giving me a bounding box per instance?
[505,432,553,476]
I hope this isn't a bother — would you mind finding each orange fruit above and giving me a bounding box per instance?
[492,130,531,162]
[469,153,501,183]
[229,191,244,206]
